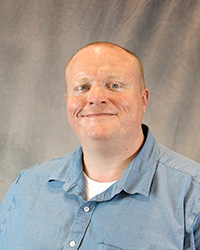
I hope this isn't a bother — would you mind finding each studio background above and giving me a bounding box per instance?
[0,0,200,203]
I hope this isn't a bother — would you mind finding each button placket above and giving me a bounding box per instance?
[63,202,97,250]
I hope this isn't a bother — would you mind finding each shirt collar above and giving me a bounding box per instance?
[48,147,84,189]
[117,124,159,197]
[48,124,159,197]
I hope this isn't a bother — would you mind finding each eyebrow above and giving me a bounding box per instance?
[106,75,122,80]
[74,77,90,82]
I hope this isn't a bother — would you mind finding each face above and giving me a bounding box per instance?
[65,45,148,143]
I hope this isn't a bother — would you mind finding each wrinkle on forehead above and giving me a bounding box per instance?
[67,61,136,84]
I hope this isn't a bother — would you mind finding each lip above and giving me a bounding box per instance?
[82,113,116,118]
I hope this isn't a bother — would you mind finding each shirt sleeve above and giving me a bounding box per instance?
[0,171,25,248]
[191,200,200,249]
[194,217,200,249]
[185,183,200,250]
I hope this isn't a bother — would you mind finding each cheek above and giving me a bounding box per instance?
[67,100,80,131]
[67,101,77,116]
[67,97,83,117]
[119,96,144,122]
[118,96,141,112]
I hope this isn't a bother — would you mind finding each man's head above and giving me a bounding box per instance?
[65,42,149,144]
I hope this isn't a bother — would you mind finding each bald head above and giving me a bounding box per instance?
[65,42,145,93]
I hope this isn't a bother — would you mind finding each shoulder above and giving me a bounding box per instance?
[155,144,200,238]
[22,147,82,179]
[18,147,83,184]
[143,125,200,184]
[157,143,200,184]
[0,147,82,213]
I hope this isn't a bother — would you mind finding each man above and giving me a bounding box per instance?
[0,42,200,250]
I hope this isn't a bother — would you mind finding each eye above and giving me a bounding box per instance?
[75,84,90,92]
[111,83,119,89]
[106,82,121,90]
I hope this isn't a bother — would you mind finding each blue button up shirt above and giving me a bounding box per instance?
[1,125,200,250]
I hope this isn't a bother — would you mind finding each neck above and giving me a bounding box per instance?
[80,129,145,182]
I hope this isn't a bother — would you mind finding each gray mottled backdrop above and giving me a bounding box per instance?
[1,0,200,203]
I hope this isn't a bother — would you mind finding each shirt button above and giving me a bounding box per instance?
[83,206,90,212]
[69,240,76,247]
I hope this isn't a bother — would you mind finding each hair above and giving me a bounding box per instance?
[65,42,145,92]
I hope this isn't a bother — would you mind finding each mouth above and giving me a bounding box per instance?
[82,113,116,118]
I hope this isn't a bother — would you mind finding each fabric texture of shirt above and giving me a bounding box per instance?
[1,124,200,250]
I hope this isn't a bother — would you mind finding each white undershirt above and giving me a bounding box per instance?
[83,172,117,200]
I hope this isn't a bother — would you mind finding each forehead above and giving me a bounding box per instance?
[66,46,138,79]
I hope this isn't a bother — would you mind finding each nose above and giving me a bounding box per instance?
[87,85,108,106]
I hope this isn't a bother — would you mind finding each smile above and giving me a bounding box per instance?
[82,113,116,118]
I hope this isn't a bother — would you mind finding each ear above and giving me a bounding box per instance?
[141,88,149,113]
[65,93,68,101]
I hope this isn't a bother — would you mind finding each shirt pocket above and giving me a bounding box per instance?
[97,242,147,250]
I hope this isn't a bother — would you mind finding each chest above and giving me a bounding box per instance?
[7,191,185,250]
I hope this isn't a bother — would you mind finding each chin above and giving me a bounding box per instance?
[84,129,114,140]
[87,133,110,140]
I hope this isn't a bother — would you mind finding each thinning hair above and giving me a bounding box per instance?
[65,42,145,92]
